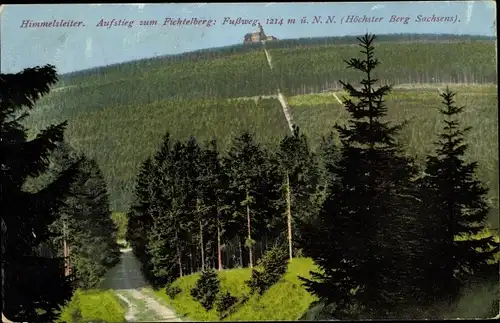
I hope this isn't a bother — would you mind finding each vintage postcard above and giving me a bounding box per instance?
[0,2,498,322]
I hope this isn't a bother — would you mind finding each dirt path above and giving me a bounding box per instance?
[261,41,295,134]
[101,248,182,322]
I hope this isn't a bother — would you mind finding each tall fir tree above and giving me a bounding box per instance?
[126,156,156,279]
[57,154,121,289]
[145,134,184,286]
[27,143,121,289]
[225,131,267,268]
[298,34,422,319]
[198,138,231,271]
[419,88,498,305]
[1,65,81,321]
[277,125,320,259]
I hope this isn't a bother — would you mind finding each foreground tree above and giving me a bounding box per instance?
[57,153,121,289]
[0,65,81,321]
[419,88,498,306]
[26,143,121,289]
[298,34,422,319]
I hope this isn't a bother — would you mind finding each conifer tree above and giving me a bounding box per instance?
[277,125,320,259]
[126,157,156,267]
[57,155,121,289]
[225,132,267,268]
[1,65,81,321]
[183,137,209,271]
[199,139,231,271]
[419,88,498,304]
[29,143,121,289]
[146,135,185,285]
[298,34,421,319]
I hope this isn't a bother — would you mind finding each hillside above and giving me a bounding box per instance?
[151,258,318,321]
[25,34,498,214]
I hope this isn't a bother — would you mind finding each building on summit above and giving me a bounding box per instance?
[243,23,279,44]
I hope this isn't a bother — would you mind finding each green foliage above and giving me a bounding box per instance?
[166,284,182,299]
[27,97,287,211]
[246,246,289,295]
[190,268,221,311]
[57,34,493,89]
[298,34,423,319]
[417,88,499,304]
[277,125,321,245]
[1,64,82,322]
[111,213,128,242]
[51,151,122,289]
[154,258,317,321]
[56,289,126,323]
[215,292,238,319]
[289,86,498,226]
[270,40,496,97]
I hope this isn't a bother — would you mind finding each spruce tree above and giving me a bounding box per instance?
[225,132,267,268]
[198,138,231,271]
[127,157,156,266]
[277,125,320,259]
[58,155,121,289]
[1,65,81,321]
[145,134,185,285]
[29,143,121,289]
[298,34,421,319]
[420,88,498,305]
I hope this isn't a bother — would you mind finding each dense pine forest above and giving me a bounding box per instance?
[1,33,498,321]
[25,34,498,212]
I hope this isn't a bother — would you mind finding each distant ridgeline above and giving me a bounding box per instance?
[57,33,496,84]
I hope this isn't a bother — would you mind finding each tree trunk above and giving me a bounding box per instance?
[1,219,10,323]
[246,193,253,268]
[199,220,205,271]
[189,252,194,274]
[286,171,293,260]
[62,219,72,276]
[217,219,222,271]
[176,229,183,277]
[238,236,243,268]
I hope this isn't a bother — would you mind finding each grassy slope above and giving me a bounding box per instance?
[25,37,497,212]
[153,258,318,321]
[56,289,126,323]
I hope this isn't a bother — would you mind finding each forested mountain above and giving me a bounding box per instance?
[24,34,498,213]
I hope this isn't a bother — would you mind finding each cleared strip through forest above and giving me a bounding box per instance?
[332,92,343,104]
[261,41,294,134]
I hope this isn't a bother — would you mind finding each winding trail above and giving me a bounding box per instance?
[101,248,182,322]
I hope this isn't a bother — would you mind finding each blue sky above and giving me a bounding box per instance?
[0,1,496,74]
